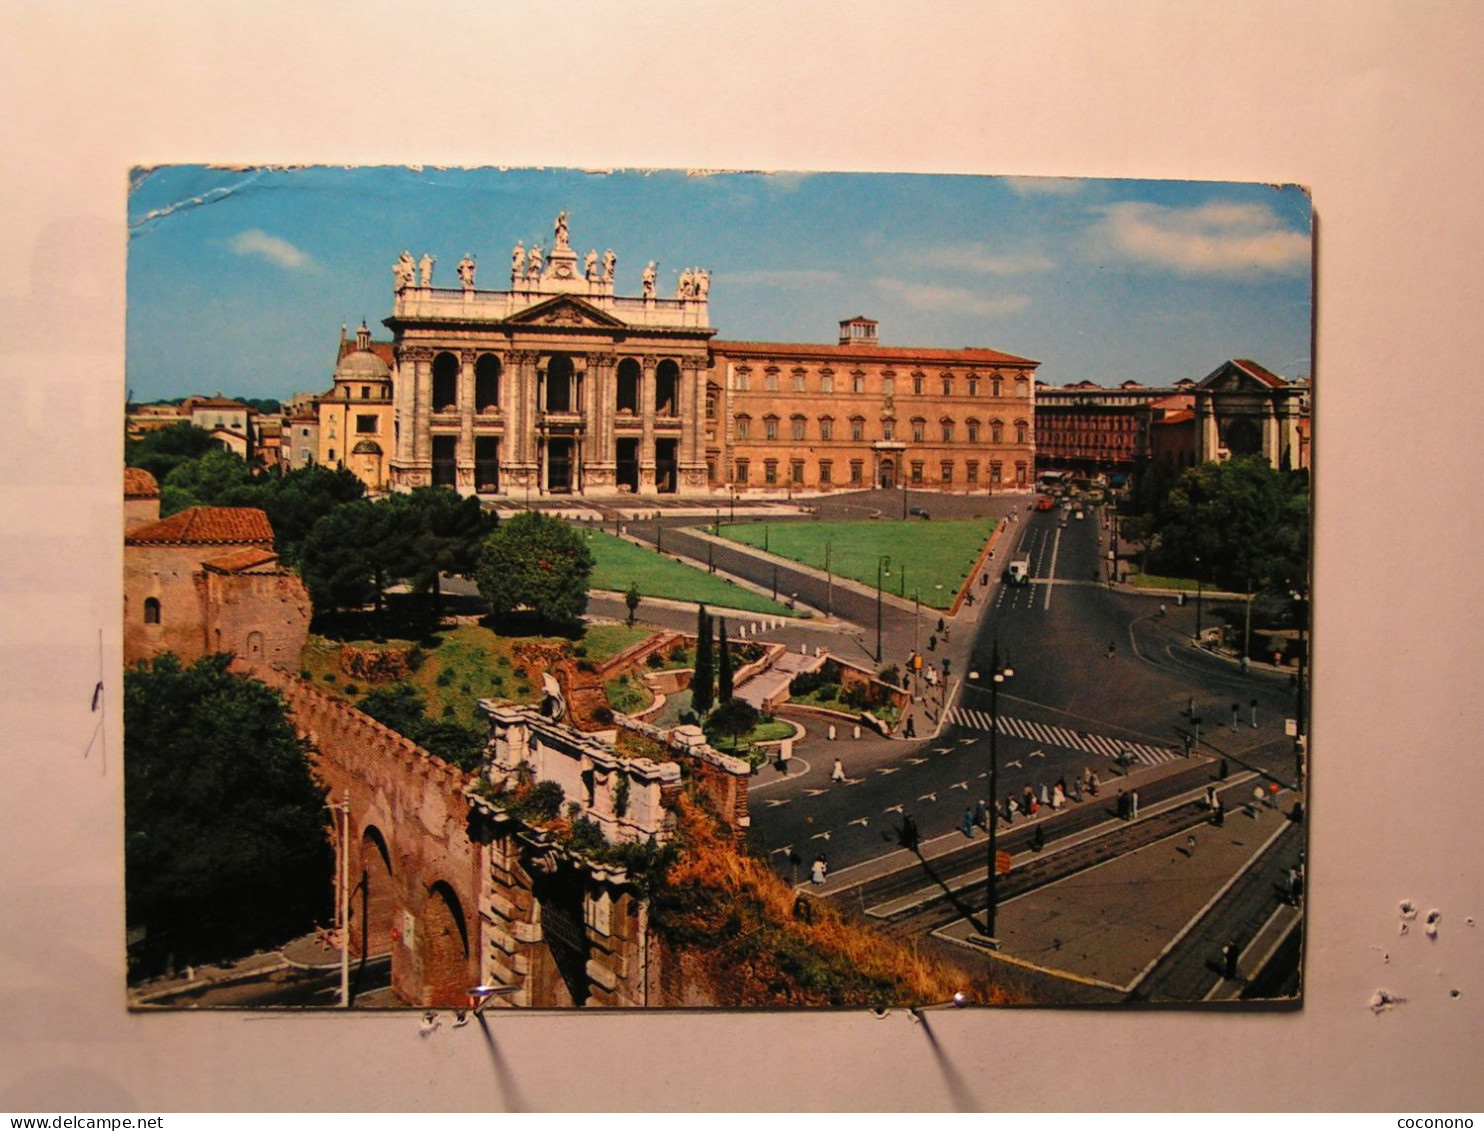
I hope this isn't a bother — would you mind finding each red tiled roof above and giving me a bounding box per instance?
[710,339,1038,367]
[1232,359,1288,387]
[124,467,159,498]
[126,506,275,547]
[187,396,252,411]
[339,339,396,367]
[202,547,282,573]
[1153,410,1196,426]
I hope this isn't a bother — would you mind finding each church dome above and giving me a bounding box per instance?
[335,349,391,381]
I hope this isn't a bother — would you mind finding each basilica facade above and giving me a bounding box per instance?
[357,214,1040,499]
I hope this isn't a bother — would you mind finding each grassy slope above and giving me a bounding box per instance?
[584,529,798,616]
[718,518,998,609]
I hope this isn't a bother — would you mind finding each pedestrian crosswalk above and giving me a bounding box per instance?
[945,708,1183,767]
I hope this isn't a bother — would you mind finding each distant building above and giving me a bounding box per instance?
[181,395,257,462]
[317,322,394,491]
[124,467,161,534]
[124,504,310,670]
[282,393,321,472]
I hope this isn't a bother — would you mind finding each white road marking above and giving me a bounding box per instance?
[763,798,791,808]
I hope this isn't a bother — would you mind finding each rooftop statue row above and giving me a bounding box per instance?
[392,213,709,302]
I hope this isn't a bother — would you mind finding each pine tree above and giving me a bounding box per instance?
[717,616,734,703]
[692,603,714,715]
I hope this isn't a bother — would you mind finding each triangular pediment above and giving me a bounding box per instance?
[506,295,628,330]
[1197,359,1287,394]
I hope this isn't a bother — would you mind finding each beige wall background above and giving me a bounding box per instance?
[2,0,1480,1112]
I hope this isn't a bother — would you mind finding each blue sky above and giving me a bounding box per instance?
[127,167,1312,402]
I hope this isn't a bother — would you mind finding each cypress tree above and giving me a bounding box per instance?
[692,603,714,714]
[717,616,734,703]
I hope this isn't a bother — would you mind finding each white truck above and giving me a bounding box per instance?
[1005,557,1032,586]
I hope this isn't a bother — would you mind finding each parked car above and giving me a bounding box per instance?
[1035,497,1055,512]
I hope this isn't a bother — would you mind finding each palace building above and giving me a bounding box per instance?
[356,214,1039,499]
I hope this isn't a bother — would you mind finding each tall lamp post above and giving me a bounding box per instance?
[875,555,891,662]
[978,644,1013,940]
[1194,554,1204,644]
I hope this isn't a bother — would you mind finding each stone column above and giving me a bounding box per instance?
[639,355,657,494]
[583,353,616,490]
[1262,401,1281,469]
[457,349,477,493]
[678,358,707,492]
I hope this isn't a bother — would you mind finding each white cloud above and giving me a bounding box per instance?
[228,229,314,270]
[916,244,1056,276]
[872,277,1031,316]
[1005,176,1087,197]
[1094,201,1310,275]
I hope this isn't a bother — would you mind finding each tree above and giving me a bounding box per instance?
[358,682,484,771]
[625,581,641,627]
[385,488,498,618]
[124,654,333,974]
[703,697,758,752]
[159,448,256,515]
[256,463,366,564]
[298,500,407,620]
[1150,456,1310,590]
[474,511,595,628]
[692,604,714,714]
[126,422,220,483]
[716,616,734,704]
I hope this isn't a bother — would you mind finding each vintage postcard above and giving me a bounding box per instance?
[123,167,1311,1009]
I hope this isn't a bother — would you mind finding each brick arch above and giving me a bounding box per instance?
[355,823,397,960]
[420,879,474,1007]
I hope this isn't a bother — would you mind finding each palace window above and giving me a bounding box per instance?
[911,461,924,484]
[1016,420,1028,444]
[793,370,807,392]
[475,355,500,410]
[1016,376,1030,397]
[791,460,805,485]
[143,597,161,625]
[820,371,834,393]
[882,419,895,441]
[991,419,1004,443]
[705,384,719,419]
[942,376,953,397]
[1016,461,1028,485]
[764,460,778,485]
[791,415,807,441]
[432,352,459,411]
[966,460,979,484]
[991,461,1003,485]
[850,416,865,441]
[992,376,1003,397]
[912,374,924,395]
[735,459,749,484]
[818,460,832,485]
[764,416,779,441]
[941,461,953,484]
[765,370,779,392]
[883,375,895,395]
[850,460,864,486]
[941,419,954,443]
[967,419,980,443]
[736,369,750,392]
[852,373,865,394]
[968,376,979,396]
[818,416,834,441]
[736,415,751,440]
[912,417,926,442]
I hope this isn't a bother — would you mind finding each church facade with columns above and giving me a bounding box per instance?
[375,213,1037,499]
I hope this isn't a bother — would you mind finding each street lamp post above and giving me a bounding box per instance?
[1194,555,1204,644]
[875,555,890,663]
[825,539,833,617]
[982,644,1013,940]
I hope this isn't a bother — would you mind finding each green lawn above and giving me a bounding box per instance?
[717,518,999,609]
[583,530,798,617]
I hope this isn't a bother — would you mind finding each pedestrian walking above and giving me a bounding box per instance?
[962,808,975,838]
[1205,784,1218,809]
[1005,796,1017,823]
[974,799,987,830]
[1107,641,1117,659]
[831,757,845,783]
[943,626,951,643]
[1089,771,1101,796]
[1070,778,1082,803]
[1051,783,1065,810]
[1117,790,1128,820]
[1213,801,1225,827]
[1222,940,1240,981]
[905,716,916,738]
[1159,603,1167,618]
[1231,702,1240,731]
[1218,758,1229,781]
[937,617,946,633]
[1183,732,1194,757]
[1039,782,1050,807]
[811,855,828,885]
[1250,697,1259,728]
[1187,695,1195,718]
[1031,825,1046,853]
[928,634,937,652]
[1131,789,1140,819]
[901,814,920,853]
[966,590,975,607]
